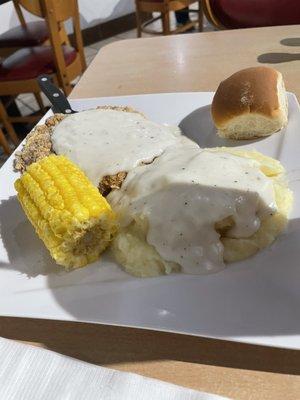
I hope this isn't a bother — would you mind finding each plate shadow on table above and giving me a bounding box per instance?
[179,105,264,147]
[0,315,299,376]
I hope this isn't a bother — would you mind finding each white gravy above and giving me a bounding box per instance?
[51,109,184,186]
[108,144,277,274]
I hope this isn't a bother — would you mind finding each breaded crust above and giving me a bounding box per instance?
[98,172,128,196]
[14,114,65,173]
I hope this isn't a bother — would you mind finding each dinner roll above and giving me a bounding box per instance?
[211,66,288,139]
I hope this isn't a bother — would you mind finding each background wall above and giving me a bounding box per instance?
[0,0,135,35]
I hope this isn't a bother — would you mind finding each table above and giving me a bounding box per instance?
[2,25,300,400]
[71,24,300,100]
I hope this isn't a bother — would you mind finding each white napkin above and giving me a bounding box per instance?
[0,337,230,400]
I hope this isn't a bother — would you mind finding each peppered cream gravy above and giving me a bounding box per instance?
[108,144,277,274]
[51,109,183,186]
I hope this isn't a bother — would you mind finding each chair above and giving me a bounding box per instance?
[135,0,203,36]
[202,0,300,29]
[0,0,69,58]
[0,126,11,155]
[0,0,86,151]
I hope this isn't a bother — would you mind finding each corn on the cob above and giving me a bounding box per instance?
[15,155,117,269]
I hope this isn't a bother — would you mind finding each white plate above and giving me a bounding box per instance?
[1,92,300,350]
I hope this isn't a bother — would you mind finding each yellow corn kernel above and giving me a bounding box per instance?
[15,155,117,269]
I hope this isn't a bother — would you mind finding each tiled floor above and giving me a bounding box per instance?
[1,14,214,164]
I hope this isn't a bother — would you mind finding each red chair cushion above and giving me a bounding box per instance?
[210,0,300,28]
[0,21,49,47]
[0,46,77,81]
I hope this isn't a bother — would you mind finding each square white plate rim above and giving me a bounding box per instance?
[0,91,299,350]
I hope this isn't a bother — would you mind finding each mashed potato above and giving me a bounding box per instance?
[112,216,179,278]
[111,148,293,277]
[210,148,293,262]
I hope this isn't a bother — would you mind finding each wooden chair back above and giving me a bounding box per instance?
[14,0,43,18]
[0,0,86,150]
[10,0,85,95]
[41,0,85,94]
[18,0,80,21]
[15,0,84,95]
[11,0,70,49]
[12,0,27,27]
[0,127,11,155]
[0,0,85,97]
[0,1,44,57]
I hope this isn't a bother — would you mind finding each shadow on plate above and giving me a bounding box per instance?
[46,215,300,342]
[179,105,264,147]
[0,196,61,277]
[0,196,131,283]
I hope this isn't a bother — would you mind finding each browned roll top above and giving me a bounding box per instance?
[212,66,281,128]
